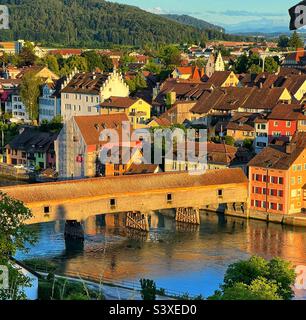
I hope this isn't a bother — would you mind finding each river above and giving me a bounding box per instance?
[15,211,306,299]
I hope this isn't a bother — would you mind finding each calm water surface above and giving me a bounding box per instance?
[16,211,306,299]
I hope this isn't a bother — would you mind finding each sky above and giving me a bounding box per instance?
[110,0,301,32]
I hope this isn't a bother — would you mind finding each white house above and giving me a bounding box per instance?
[60,70,129,121]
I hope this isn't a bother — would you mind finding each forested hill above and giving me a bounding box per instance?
[162,14,225,33]
[0,0,242,48]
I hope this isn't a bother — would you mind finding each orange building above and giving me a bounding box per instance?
[248,132,306,215]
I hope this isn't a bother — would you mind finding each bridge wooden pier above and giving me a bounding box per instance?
[0,169,249,235]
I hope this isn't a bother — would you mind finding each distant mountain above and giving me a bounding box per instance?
[223,18,290,35]
[0,0,230,48]
[162,14,225,33]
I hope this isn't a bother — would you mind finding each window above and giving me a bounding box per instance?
[286,121,291,128]
[44,206,50,214]
[279,177,284,184]
[274,121,279,127]
[110,198,116,208]
[167,193,173,203]
[255,200,261,208]
[298,176,302,184]
[278,204,283,211]
[291,177,295,185]
[218,189,223,197]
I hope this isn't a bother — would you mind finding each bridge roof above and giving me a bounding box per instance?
[0,169,248,205]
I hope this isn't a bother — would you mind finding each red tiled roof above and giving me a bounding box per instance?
[100,96,137,109]
[49,49,82,56]
[267,103,306,121]
[74,113,130,146]
[248,132,306,169]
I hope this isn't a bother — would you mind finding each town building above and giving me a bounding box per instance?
[171,66,205,81]
[214,52,225,72]
[60,70,129,121]
[39,77,66,123]
[164,142,251,173]
[254,116,269,154]
[5,66,59,122]
[283,48,306,70]
[6,127,58,169]
[248,132,306,215]
[55,113,141,179]
[224,113,257,145]
[100,96,151,128]
[205,71,239,87]
[267,104,306,144]
[205,53,215,78]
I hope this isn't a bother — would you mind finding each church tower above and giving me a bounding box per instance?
[215,51,225,72]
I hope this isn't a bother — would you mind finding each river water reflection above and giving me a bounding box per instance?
[16,212,306,299]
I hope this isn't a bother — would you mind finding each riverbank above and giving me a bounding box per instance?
[225,209,306,228]
[38,272,177,300]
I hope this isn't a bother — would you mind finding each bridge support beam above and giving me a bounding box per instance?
[126,212,149,232]
[176,207,200,225]
[64,220,84,241]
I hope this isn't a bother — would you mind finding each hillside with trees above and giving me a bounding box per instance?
[0,0,250,48]
[162,14,225,33]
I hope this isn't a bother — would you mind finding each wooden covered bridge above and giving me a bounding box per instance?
[0,168,249,231]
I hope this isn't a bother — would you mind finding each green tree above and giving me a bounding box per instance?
[233,54,249,74]
[278,35,290,49]
[0,192,36,300]
[159,45,181,67]
[267,257,296,300]
[145,61,162,74]
[18,42,37,67]
[219,256,296,300]
[44,55,60,75]
[224,136,235,146]
[140,279,157,301]
[212,278,282,300]
[264,57,279,73]
[82,51,113,72]
[20,72,41,121]
[289,31,304,49]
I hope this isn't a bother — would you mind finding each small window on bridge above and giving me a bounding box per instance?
[218,189,223,197]
[167,193,173,203]
[110,198,117,208]
[44,206,50,214]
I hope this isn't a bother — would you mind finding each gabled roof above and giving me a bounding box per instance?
[73,113,130,146]
[248,132,306,170]
[61,72,110,95]
[124,164,160,175]
[267,103,306,121]
[100,96,138,109]
[191,87,253,114]
[6,128,58,153]
[206,71,233,86]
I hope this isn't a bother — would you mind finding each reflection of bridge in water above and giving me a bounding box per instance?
[35,210,306,297]
[1,169,248,236]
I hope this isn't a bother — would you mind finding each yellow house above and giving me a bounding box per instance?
[17,66,59,83]
[207,71,239,87]
[100,97,151,128]
[284,75,306,101]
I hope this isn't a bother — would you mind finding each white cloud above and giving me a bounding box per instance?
[146,7,167,14]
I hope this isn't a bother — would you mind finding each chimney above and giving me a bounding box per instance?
[286,142,296,154]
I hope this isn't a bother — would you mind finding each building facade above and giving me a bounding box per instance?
[60,70,129,121]
[248,132,306,215]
